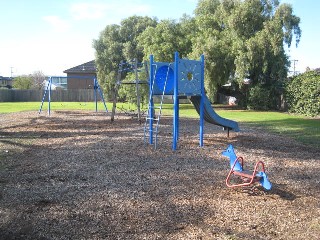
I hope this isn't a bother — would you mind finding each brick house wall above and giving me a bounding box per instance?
[63,60,97,89]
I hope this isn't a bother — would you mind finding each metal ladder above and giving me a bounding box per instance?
[144,64,172,149]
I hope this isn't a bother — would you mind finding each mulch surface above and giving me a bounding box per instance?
[0,110,319,240]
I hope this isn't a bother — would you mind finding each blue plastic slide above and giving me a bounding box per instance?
[190,95,239,132]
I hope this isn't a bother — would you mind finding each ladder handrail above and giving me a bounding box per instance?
[144,63,172,149]
[154,63,173,149]
[143,63,158,145]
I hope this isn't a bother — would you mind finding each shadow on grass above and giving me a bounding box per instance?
[242,117,320,148]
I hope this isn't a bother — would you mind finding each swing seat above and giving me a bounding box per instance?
[222,145,272,190]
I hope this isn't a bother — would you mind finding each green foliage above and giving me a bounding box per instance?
[247,84,279,110]
[12,75,33,89]
[93,0,301,109]
[118,70,149,106]
[192,0,300,103]
[275,3,301,48]
[120,16,158,61]
[285,71,320,117]
[118,84,149,107]
[137,18,194,62]
[93,24,123,100]
[93,16,157,101]
[12,72,46,90]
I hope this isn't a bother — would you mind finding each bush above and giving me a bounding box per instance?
[285,71,320,117]
[247,84,279,110]
[12,75,33,89]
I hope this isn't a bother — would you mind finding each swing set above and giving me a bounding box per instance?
[38,76,108,115]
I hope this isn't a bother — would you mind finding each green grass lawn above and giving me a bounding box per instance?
[1,102,319,147]
[158,103,319,147]
[0,102,112,113]
[223,110,319,146]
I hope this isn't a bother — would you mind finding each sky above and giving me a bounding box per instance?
[0,0,318,77]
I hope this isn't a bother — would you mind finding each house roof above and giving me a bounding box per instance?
[63,60,97,74]
[0,76,13,81]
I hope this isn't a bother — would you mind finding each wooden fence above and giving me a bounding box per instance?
[0,89,186,104]
[0,89,106,102]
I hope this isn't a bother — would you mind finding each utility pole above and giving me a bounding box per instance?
[10,67,14,77]
[292,59,298,76]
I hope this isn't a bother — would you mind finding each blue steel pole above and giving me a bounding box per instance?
[48,77,52,116]
[94,78,98,112]
[94,77,108,113]
[149,55,154,145]
[97,81,108,113]
[39,77,50,114]
[173,52,179,150]
[200,54,205,147]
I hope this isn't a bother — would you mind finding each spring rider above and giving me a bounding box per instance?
[222,144,272,190]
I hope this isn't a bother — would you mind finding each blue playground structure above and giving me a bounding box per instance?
[222,144,272,190]
[144,52,239,150]
[38,76,108,115]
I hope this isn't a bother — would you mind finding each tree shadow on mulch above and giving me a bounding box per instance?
[268,184,297,201]
[237,183,297,201]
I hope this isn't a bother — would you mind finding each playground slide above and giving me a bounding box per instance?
[190,95,240,132]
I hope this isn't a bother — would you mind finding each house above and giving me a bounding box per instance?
[63,60,97,89]
[0,76,13,89]
[42,77,67,90]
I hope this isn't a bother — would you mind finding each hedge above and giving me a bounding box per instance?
[285,71,320,117]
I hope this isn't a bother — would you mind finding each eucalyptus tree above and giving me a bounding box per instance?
[138,17,195,62]
[93,24,123,99]
[93,16,157,95]
[120,16,158,61]
[93,16,157,120]
[192,0,301,107]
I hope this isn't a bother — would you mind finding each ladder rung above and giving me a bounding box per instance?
[144,73,169,148]
[145,117,159,121]
[147,130,159,133]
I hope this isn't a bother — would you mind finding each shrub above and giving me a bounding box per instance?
[247,84,279,110]
[285,71,320,117]
[12,75,33,89]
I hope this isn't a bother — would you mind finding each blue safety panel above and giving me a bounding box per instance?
[155,65,174,94]
[178,59,202,95]
[152,59,203,96]
[152,62,174,95]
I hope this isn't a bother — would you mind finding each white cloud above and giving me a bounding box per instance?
[43,16,71,32]
[69,1,152,22]
[124,3,151,16]
[281,0,297,4]
[70,3,109,20]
